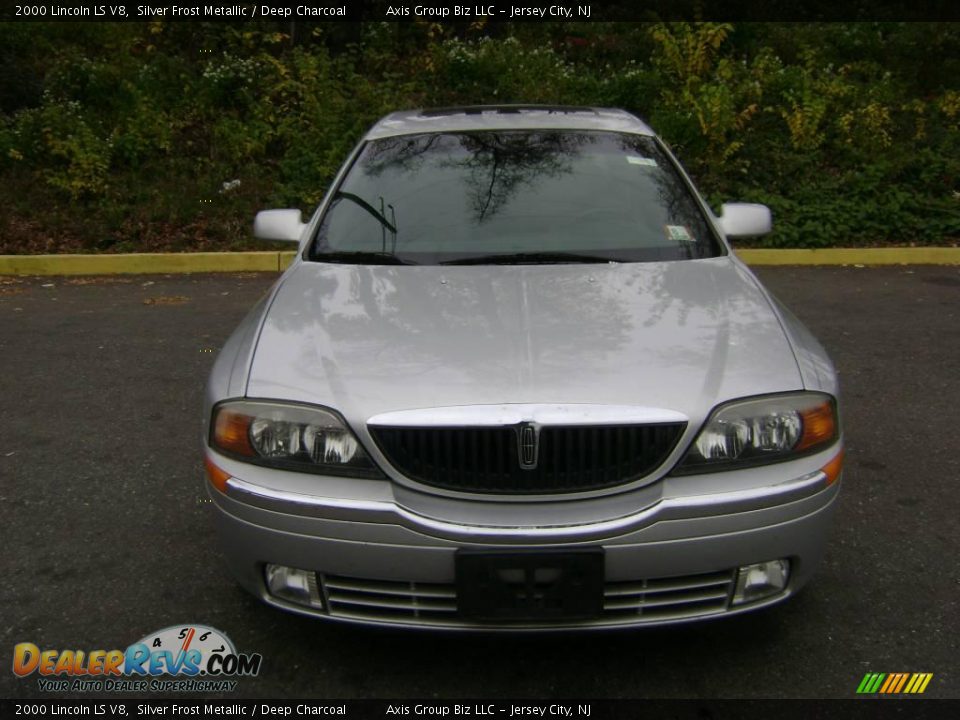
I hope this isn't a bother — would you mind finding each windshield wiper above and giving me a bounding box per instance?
[333,192,397,234]
[441,251,620,266]
[314,251,416,266]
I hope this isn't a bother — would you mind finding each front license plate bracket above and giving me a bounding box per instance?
[456,548,604,621]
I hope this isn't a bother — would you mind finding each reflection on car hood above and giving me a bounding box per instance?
[246,257,801,428]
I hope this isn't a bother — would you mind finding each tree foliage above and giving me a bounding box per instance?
[1,21,958,252]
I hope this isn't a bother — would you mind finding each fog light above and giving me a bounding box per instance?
[731,559,790,606]
[265,564,324,609]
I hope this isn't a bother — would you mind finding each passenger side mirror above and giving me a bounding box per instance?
[253,209,306,243]
[718,203,772,239]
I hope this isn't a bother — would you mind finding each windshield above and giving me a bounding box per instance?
[309,130,721,265]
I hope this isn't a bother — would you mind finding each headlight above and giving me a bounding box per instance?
[675,392,838,473]
[209,400,381,477]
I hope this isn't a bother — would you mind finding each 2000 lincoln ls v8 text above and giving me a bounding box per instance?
[203,106,843,630]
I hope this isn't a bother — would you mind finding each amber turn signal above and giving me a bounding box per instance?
[213,409,256,457]
[797,401,837,451]
[821,447,845,485]
[204,456,231,493]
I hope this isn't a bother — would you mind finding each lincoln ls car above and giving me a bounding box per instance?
[203,106,843,630]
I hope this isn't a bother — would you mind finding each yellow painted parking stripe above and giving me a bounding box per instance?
[736,247,960,265]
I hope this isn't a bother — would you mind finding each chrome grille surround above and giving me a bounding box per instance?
[369,423,686,495]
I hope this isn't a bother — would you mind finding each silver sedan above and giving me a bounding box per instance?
[203,106,843,630]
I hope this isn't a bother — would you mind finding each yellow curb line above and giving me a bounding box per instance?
[0,252,300,276]
[0,248,957,276]
[736,247,960,265]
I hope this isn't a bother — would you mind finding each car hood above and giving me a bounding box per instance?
[246,257,802,428]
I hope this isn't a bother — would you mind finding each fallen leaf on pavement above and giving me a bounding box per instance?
[143,295,189,305]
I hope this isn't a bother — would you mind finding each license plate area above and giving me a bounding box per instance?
[456,548,604,622]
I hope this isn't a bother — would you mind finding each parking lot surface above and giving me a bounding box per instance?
[1,265,958,699]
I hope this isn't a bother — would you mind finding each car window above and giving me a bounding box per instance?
[309,130,721,265]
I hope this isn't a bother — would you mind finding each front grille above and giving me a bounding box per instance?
[323,575,458,624]
[319,569,735,627]
[602,571,735,622]
[369,423,685,494]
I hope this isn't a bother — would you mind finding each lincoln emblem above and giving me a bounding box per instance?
[518,423,539,470]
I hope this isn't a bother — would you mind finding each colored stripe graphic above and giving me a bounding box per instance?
[858,673,933,694]
[859,673,886,693]
[909,673,933,693]
[892,673,909,693]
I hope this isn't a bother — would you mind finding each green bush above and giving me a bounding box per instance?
[0,21,957,253]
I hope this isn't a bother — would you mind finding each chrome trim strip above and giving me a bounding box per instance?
[225,479,394,515]
[259,587,792,631]
[367,404,688,428]
[224,469,828,542]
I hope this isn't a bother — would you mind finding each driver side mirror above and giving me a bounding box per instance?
[718,203,772,239]
[253,209,307,243]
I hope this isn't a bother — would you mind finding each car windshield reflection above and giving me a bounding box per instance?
[310,130,721,265]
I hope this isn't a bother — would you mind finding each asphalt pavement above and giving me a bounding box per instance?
[1,265,958,700]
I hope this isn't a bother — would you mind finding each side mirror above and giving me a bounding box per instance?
[718,203,772,238]
[253,209,306,243]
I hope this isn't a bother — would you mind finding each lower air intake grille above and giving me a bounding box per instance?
[602,570,735,622]
[319,570,736,627]
[369,423,685,494]
[323,575,458,624]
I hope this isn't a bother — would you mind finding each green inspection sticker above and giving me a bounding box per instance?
[666,225,694,242]
[626,155,658,167]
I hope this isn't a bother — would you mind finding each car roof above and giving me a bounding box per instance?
[365,105,655,140]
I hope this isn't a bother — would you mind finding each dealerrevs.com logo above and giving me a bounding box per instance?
[12,625,262,693]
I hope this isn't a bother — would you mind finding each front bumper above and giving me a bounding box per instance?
[206,446,842,630]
